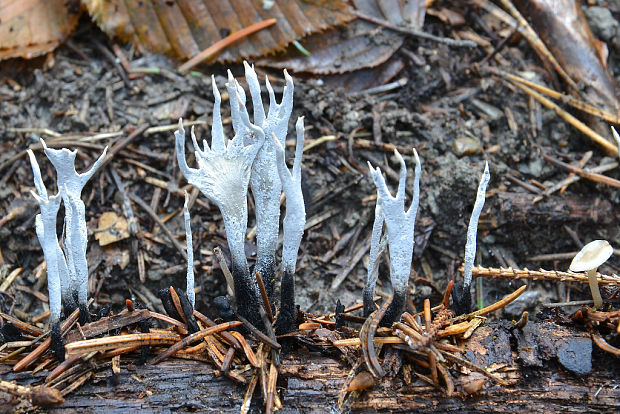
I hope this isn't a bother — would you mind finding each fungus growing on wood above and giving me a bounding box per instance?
[365,149,421,324]
[27,142,107,357]
[41,139,108,323]
[27,150,66,360]
[570,240,613,309]
[272,117,306,335]
[453,161,490,315]
[230,62,295,301]
[183,191,195,308]
[175,77,266,329]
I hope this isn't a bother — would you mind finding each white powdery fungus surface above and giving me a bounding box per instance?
[274,117,306,274]
[367,149,421,296]
[175,80,264,279]
[463,161,490,289]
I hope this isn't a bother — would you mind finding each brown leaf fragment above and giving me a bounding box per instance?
[259,0,426,74]
[344,371,375,392]
[95,211,130,246]
[30,386,65,407]
[83,0,354,63]
[0,0,81,60]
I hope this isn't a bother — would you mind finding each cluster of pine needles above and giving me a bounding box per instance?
[1,272,619,412]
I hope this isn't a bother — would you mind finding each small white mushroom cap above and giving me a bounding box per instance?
[569,240,613,272]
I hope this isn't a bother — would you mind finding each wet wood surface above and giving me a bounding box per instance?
[27,352,616,413]
[2,321,619,412]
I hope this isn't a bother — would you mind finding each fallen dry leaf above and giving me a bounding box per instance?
[259,0,426,74]
[96,212,130,246]
[103,245,130,270]
[83,0,354,64]
[0,0,81,60]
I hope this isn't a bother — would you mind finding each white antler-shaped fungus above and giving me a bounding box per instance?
[27,150,65,325]
[363,199,385,316]
[183,191,195,308]
[367,149,421,323]
[227,62,295,300]
[41,139,108,322]
[453,161,490,315]
[273,117,306,334]
[175,78,266,327]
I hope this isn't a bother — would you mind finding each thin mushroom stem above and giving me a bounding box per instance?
[587,268,604,309]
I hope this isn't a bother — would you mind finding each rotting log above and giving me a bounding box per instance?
[1,322,619,412]
[489,192,614,228]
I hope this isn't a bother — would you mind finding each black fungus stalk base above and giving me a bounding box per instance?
[380,291,407,326]
[157,288,200,333]
[78,302,91,325]
[232,262,265,331]
[50,322,65,362]
[254,257,276,305]
[362,285,376,317]
[274,270,296,336]
[451,282,472,316]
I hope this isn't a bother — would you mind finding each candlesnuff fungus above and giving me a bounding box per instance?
[183,191,195,308]
[229,62,295,301]
[366,149,421,324]
[363,197,385,317]
[452,161,490,315]
[41,139,108,323]
[27,151,66,360]
[28,142,106,357]
[273,118,306,335]
[175,77,266,329]
[569,240,613,309]
[27,150,73,314]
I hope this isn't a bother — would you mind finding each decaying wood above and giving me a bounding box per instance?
[1,321,618,412]
[487,192,614,228]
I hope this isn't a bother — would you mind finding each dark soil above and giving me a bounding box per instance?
[0,4,619,391]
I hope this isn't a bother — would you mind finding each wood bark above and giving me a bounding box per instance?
[1,322,619,413]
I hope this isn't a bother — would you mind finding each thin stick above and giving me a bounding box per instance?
[128,193,187,260]
[541,152,620,188]
[353,11,476,48]
[484,66,618,123]
[151,321,242,364]
[360,296,393,378]
[442,351,508,386]
[100,125,149,170]
[236,314,281,350]
[148,311,188,334]
[265,362,278,414]
[592,333,620,355]
[467,265,620,286]
[213,247,235,296]
[169,287,188,325]
[508,81,617,154]
[178,19,277,73]
[255,272,273,322]
[332,337,404,347]
[452,285,527,323]
[65,332,181,354]
[13,307,81,372]
[241,369,260,414]
[193,309,242,350]
[229,331,260,368]
[474,0,580,93]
